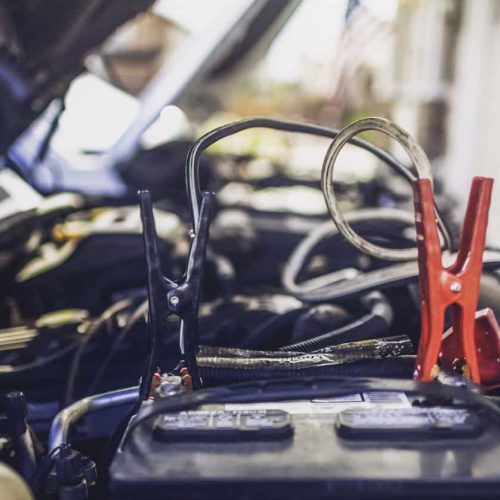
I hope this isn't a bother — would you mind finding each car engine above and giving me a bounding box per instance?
[1,2,500,500]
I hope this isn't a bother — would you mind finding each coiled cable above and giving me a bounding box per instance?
[321,117,452,260]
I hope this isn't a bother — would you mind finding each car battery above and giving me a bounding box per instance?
[110,389,500,499]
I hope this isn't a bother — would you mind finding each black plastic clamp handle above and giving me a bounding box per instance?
[138,190,215,395]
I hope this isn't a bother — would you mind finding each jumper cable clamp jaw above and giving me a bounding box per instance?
[413,176,500,386]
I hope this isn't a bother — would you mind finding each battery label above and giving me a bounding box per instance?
[225,392,410,414]
[153,409,293,442]
[336,407,484,440]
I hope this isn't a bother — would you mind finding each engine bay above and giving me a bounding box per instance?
[1,113,499,499]
[1,2,500,499]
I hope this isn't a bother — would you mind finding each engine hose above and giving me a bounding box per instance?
[282,208,417,300]
[48,386,138,452]
[281,314,387,353]
[279,291,393,352]
[286,250,500,303]
[199,357,415,385]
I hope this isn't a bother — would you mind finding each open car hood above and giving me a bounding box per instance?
[0,0,154,154]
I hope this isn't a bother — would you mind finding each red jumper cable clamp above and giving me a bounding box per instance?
[320,117,500,386]
[413,176,500,386]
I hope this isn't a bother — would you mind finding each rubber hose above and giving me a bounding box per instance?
[279,292,393,353]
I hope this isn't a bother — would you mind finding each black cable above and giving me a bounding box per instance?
[98,397,142,487]
[62,298,135,407]
[282,208,417,301]
[0,343,77,375]
[29,445,64,495]
[281,313,386,352]
[279,292,392,352]
[184,117,453,250]
[234,308,306,350]
[186,117,412,226]
[199,357,414,384]
[85,300,148,396]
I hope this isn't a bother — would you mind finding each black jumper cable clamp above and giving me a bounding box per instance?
[138,190,215,396]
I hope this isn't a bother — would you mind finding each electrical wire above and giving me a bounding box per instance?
[185,116,442,230]
[199,357,414,384]
[0,343,77,375]
[321,117,452,261]
[282,251,500,303]
[186,117,452,260]
[62,298,136,407]
[85,300,148,396]
[29,445,64,496]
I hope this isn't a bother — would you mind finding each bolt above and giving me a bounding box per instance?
[170,295,180,306]
[450,282,462,293]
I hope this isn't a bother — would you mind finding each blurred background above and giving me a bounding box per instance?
[6,0,500,242]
